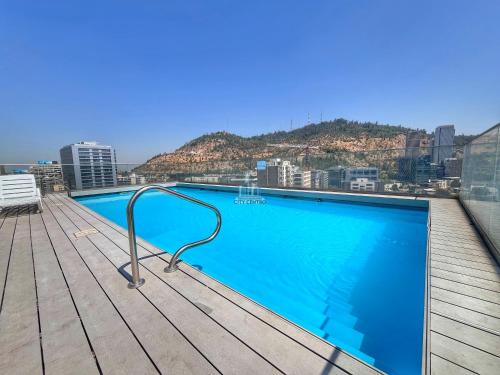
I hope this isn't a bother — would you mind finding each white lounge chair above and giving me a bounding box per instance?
[0,174,43,213]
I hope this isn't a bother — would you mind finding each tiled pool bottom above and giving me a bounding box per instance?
[76,188,428,374]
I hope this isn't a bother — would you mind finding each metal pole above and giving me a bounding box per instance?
[126,187,146,289]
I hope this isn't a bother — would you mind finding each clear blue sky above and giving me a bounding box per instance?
[1,0,499,163]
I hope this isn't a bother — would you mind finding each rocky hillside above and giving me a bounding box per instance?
[138,119,425,174]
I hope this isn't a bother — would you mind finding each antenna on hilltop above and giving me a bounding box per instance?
[307,112,311,125]
[290,119,293,131]
[320,111,323,123]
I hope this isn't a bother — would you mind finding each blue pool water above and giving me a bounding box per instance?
[76,187,428,374]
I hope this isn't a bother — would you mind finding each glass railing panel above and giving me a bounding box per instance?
[460,123,500,254]
[488,127,500,248]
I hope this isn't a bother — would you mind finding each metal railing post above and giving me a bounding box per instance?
[126,187,146,289]
[126,185,221,288]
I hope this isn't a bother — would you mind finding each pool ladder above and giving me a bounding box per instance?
[126,185,222,289]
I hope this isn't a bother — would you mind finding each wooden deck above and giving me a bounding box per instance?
[427,199,500,374]
[0,194,498,374]
[0,194,383,375]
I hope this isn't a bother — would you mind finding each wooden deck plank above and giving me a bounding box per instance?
[430,243,492,259]
[44,197,222,375]
[430,313,500,356]
[431,227,480,237]
[428,198,500,375]
[430,267,500,292]
[40,204,159,374]
[431,287,500,318]
[430,354,476,375]
[48,193,355,374]
[430,234,482,246]
[29,212,100,374]
[430,332,500,375]
[430,298,500,333]
[0,214,43,375]
[0,214,17,311]
[55,191,381,374]
[431,254,500,273]
[431,249,495,265]
[431,239,491,254]
[431,233,483,246]
[431,260,500,283]
[431,276,500,305]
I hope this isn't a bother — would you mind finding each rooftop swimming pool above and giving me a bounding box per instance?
[75,187,428,374]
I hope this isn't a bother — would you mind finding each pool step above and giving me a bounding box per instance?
[324,334,375,366]
[252,288,330,331]
[322,319,365,349]
[324,298,354,314]
[323,307,358,326]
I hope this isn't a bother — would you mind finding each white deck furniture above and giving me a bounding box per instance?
[0,174,43,212]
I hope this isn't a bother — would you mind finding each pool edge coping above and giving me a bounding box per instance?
[71,181,430,209]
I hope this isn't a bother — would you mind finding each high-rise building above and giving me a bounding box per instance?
[432,125,455,163]
[59,141,117,190]
[415,155,442,185]
[397,157,416,183]
[311,170,328,190]
[327,166,345,189]
[443,158,462,177]
[257,159,293,187]
[29,161,64,194]
[405,131,432,158]
[292,170,312,188]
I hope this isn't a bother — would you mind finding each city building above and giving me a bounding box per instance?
[384,182,404,192]
[432,125,455,163]
[184,175,220,183]
[29,161,65,194]
[405,131,431,158]
[344,167,379,182]
[59,141,117,190]
[397,157,415,183]
[117,173,147,186]
[292,170,311,188]
[327,166,381,191]
[327,166,345,189]
[415,155,443,185]
[257,159,293,187]
[443,158,462,177]
[311,170,328,190]
[0,165,5,175]
[346,178,383,192]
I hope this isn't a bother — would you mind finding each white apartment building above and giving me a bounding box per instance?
[118,173,147,186]
[293,170,312,188]
[350,178,377,192]
[268,158,293,187]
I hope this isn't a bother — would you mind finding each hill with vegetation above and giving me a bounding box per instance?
[136,119,470,175]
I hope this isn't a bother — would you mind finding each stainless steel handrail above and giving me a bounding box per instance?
[126,185,222,289]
